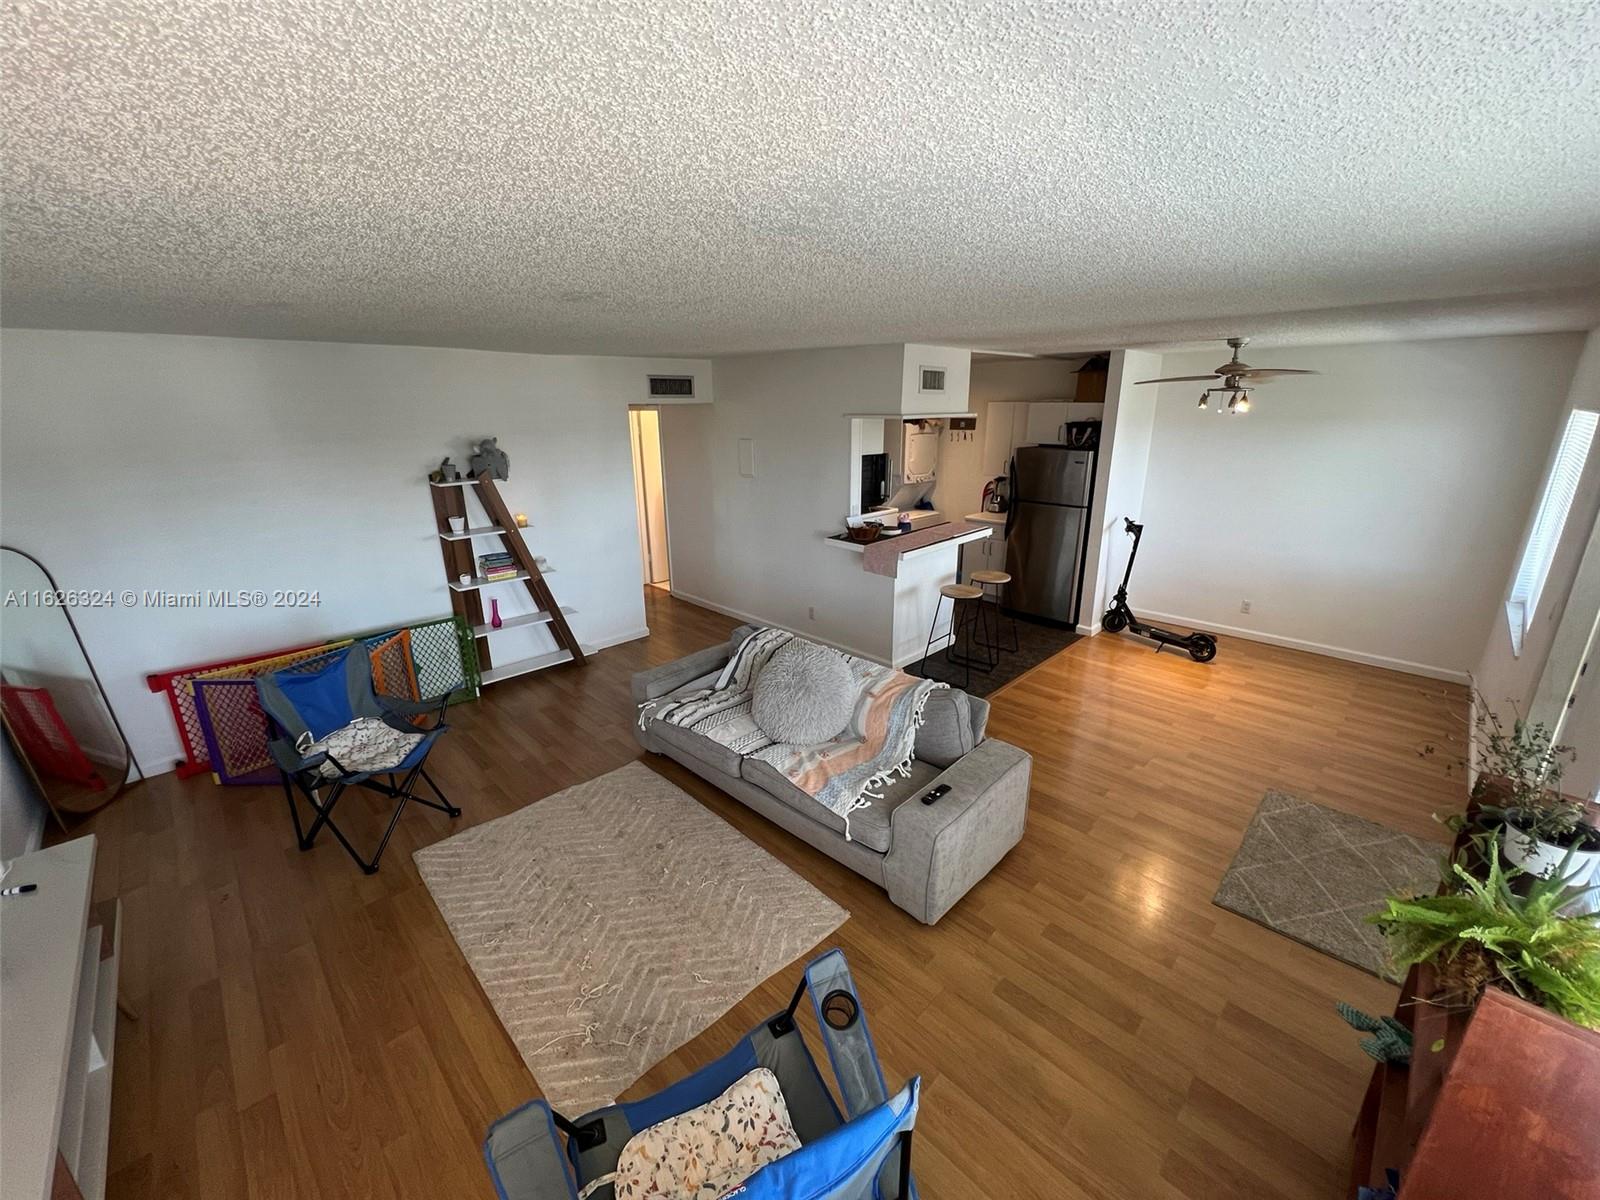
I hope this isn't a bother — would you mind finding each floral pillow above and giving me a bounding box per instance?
[578,1067,801,1200]
[296,716,423,779]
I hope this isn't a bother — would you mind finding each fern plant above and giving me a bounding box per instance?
[1369,832,1600,1030]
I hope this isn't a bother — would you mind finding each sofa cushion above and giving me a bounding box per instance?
[739,756,941,853]
[750,640,855,745]
[914,688,976,768]
[641,669,749,777]
[647,719,746,779]
[967,694,990,743]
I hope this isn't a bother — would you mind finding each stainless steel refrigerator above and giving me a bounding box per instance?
[1004,444,1096,626]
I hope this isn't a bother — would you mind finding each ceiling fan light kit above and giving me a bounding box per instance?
[1138,336,1317,414]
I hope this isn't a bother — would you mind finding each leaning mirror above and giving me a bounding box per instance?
[1,546,141,826]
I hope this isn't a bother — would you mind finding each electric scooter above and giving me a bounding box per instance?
[1102,518,1218,662]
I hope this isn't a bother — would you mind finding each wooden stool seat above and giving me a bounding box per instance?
[971,569,1011,585]
[941,583,984,601]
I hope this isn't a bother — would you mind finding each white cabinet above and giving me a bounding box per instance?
[1,835,121,1200]
[982,403,1029,480]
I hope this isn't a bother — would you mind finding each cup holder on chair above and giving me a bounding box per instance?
[821,990,860,1031]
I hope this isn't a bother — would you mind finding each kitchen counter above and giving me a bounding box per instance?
[964,511,1007,526]
[824,520,990,570]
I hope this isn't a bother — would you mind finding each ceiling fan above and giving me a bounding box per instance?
[1134,337,1318,414]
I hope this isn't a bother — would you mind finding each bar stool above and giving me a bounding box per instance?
[916,583,993,689]
[970,569,1019,656]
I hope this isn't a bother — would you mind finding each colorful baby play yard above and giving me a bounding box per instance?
[145,615,478,783]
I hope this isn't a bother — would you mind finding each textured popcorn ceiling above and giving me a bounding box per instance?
[3,0,1599,356]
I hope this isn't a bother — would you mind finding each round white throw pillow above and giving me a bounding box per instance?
[751,641,855,745]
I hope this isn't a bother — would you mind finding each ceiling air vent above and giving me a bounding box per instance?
[918,367,946,394]
[647,374,696,399]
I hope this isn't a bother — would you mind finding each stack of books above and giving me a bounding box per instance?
[478,552,519,581]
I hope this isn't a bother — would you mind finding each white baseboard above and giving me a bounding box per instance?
[667,589,886,664]
[582,627,650,654]
[1124,608,1471,684]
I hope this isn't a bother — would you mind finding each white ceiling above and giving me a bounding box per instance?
[3,1,1599,357]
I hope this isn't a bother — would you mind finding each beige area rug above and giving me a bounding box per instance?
[414,760,848,1114]
[1213,792,1444,982]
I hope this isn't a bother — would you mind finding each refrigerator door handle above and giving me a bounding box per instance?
[1004,457,1017,540]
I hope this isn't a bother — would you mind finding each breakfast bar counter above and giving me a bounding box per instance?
[824,519,991,576]
[822,520,991,666]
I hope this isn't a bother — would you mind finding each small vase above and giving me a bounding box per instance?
[490,598,503,629]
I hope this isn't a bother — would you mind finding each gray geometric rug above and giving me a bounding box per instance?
[1212,792,1444,982]
[414,760,848,1113]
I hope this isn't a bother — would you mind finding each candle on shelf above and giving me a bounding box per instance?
[514,512,529,528]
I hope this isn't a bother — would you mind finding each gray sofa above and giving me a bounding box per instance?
[632,625,1032,924]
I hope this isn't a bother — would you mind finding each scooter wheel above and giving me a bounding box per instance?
[1188,635,1218,663]
[1102,610,1129,633]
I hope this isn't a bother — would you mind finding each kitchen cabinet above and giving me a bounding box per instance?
[982,403,1029,480]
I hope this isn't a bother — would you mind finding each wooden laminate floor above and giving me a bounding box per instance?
[69,589,1470,1199]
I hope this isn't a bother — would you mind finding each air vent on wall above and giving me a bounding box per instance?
[918,367,946,394]
[647,374,696,399]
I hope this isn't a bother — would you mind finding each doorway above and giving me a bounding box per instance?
[629,407,670,590]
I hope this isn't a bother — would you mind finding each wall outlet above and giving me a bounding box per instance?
[1239,600,1252,614]
[808,606,816,620]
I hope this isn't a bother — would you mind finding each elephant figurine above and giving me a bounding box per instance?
[469,437,510,481]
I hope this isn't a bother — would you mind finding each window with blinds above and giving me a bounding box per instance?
[1506,408,1599,654]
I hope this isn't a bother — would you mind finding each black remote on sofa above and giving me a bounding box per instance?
[920,784,952,805]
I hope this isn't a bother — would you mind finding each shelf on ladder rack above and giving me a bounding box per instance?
[438,524,510,541]
[480,649,575,684]
[470,607,576,638]
[449,571,531,592]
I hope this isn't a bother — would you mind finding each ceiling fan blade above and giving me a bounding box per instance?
[1133,374,1220,385]
[1231,368,1319,379]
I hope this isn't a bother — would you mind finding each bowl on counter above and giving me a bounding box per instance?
[844,521,884,543]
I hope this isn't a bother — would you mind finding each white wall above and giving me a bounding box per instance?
[1128,333,1585,680]
[0,329,711,769]
[899,344,972,416]
[1082,349,1161,631]
[662,345,909,659]
[1475,328,1600,720]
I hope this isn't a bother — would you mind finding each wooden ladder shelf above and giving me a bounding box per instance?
[430,473,585,685]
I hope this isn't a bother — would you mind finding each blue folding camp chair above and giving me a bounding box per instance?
[485,949,919,1200]
[255,645,460,874]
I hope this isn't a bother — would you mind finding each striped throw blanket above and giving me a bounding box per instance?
[641,628,945,839]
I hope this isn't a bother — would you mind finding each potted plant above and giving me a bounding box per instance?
[1469,706,1599,885]
[1370,835,1600,1029]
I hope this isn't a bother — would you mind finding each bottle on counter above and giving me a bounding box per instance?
[898,513,912,535]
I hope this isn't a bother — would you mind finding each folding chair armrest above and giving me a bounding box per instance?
[376,694,448,723]
[484,1099,579,1200]
[268,737,327,776]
